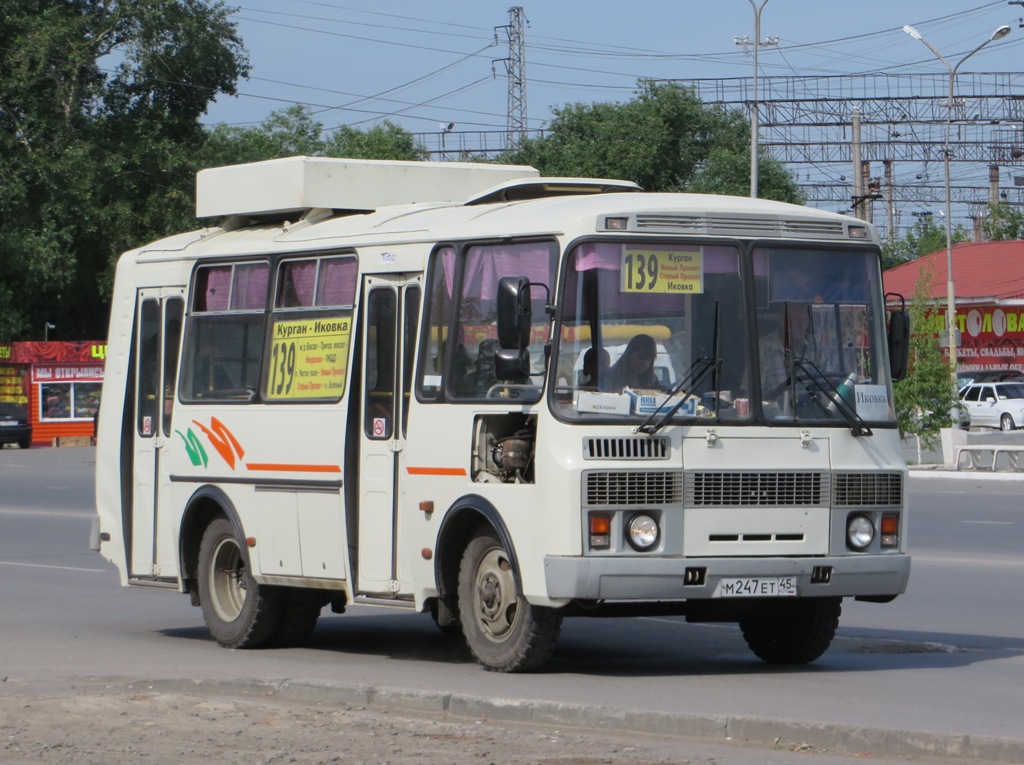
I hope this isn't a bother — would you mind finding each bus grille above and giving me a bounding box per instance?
[584,471,682,506]
[583,436,669,460]
[832,472,903,507]
[686,471,828,507]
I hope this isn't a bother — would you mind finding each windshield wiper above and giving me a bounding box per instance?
[791,359,872,437]
[636,356,722,435]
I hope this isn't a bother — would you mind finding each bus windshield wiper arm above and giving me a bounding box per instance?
[636,356,722,435]
[792,358,872,437]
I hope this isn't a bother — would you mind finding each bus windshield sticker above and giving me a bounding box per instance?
[266,317,351,400]
[621,248,703,294]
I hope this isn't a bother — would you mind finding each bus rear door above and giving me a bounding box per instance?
[130,289,184,579]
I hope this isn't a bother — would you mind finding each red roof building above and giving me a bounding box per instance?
[883,240,1024,373]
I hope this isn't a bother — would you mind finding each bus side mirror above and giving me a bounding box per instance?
[496,277,532,381]
[497,276,531,349]
[888,309,910,382]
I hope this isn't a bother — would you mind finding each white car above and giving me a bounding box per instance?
[959,382,1024,431]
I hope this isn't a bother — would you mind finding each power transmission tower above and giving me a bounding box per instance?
[496,6,527,151]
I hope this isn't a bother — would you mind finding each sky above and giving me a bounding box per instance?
[201,1,1024,233]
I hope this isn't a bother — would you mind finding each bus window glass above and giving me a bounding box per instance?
[450,242,555,401]
[402,286,420,434]
[231,263,270,310]
[418,247,456,401]
[181,262,268,402]
[317,257,358,306]
[137,299,160,436]
[263,255,356,402]
[753,247,894,424]
[365,288,396,438]
[277,260,317,308]
[553,242,748,423]
[162,298,184,435]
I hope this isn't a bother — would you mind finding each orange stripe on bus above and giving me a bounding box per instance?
[406,466,467,476]
[246,463,342,473]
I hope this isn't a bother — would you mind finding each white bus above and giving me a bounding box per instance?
[94,156,911,672]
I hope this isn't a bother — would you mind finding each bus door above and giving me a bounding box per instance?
[357,274,421,595]
[130,289,184,579]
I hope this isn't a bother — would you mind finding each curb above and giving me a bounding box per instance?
[113,677,1024,764]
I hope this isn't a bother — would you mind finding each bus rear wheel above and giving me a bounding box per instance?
[739,597,841,665]
[457,532,562,672]
[198,518,284,649]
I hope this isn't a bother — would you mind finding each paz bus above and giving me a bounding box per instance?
[93,157,911,672]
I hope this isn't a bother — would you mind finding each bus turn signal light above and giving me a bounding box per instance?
[880,514,899,548]
[589,514,610,549]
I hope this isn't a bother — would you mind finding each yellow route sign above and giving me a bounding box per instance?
[265,317,351,400]
[621,248,703,294]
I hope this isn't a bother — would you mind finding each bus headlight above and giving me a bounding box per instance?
[846,514,875,550]
[626,513,660,551]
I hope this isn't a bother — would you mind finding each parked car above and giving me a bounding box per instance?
[957,368,1024,390]
[0,402,32,449]
[959,382,1024,431]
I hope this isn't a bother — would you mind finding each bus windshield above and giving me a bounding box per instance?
[551,241,896,427]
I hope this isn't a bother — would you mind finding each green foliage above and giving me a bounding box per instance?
[981,202,1024,241]
[504,81,802,203]
[200,107,426,168]
[881,214,967,271]
[0,0,248,340]
[892,268,959,451]
[0,5,426,342]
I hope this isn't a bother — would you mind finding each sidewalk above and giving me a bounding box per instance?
[902,428,1024,477]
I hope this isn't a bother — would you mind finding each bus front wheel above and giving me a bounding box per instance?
[198,518,284,649]
[739,597,841,665]
[457,532,562,672]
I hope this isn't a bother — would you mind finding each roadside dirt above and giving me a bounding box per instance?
[0,687,713,765]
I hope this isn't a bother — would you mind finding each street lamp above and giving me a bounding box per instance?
[902,23,1011,373]
[44,322,56,341]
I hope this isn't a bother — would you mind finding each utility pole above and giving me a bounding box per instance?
[496,7,527,152]
[884,160,896,242]
[735,2,778,198]
[851,109,864,219]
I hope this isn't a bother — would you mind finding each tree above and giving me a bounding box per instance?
[892,267,960,455]
[981,202,1024,241]
[0,0,248,340]
[504,81,803,202]
[881,213,967,271]
[201,107,427,170]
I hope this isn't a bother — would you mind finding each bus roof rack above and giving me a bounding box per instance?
[195,156,541,219]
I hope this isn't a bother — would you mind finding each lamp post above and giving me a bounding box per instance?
[747,0,770,199]
[902,23,1011,373]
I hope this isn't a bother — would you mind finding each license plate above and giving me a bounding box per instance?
[717,576,798,597]
[0,420,16,427]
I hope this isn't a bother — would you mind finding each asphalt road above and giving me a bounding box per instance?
[1,443,1022,764]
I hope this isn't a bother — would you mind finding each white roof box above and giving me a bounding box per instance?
[195,156,540,218]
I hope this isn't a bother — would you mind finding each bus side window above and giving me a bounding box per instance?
[418,247,456,401]
[180,262,268,402]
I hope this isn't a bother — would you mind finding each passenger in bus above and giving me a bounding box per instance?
[606,333,659,391]
[759,303,824,400]
[579,347,610,389]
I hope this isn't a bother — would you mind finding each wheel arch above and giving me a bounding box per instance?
[179,485,248,605]
[433,494,521,608]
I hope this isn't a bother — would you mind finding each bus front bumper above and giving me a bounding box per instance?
[543,553,911,601]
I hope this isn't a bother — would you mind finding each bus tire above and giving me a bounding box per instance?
[739,597,841,665]
[198,518,284,649]
[457,532,562,672]
[271,590,324,647]
[429,598,462,637]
